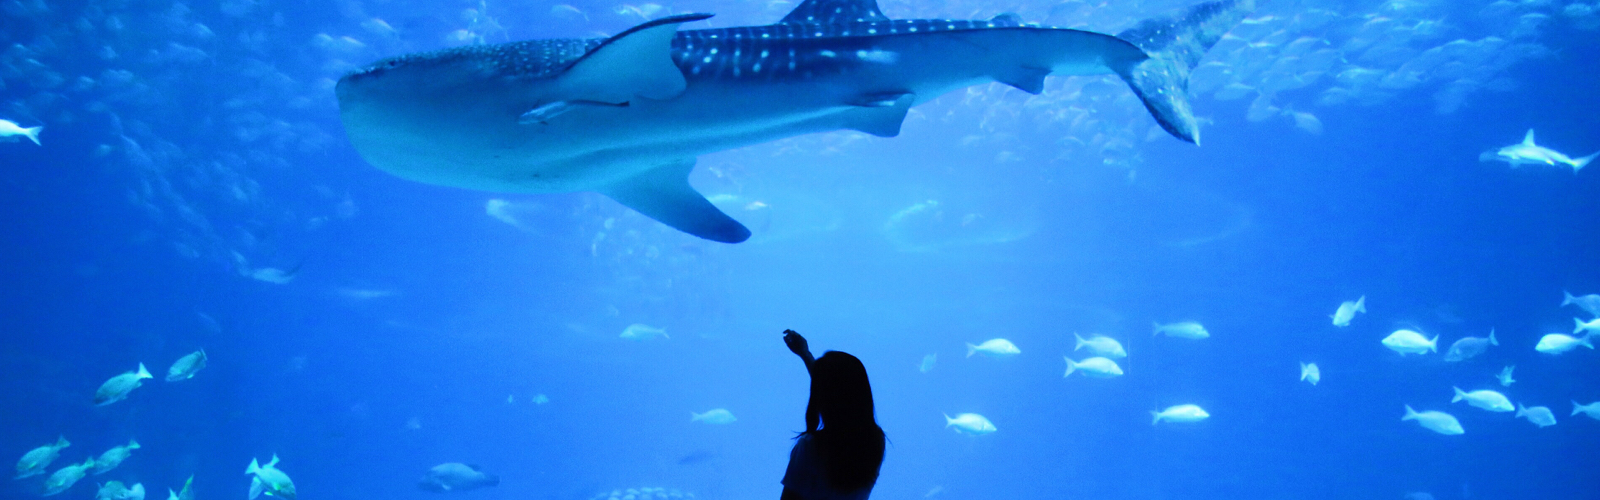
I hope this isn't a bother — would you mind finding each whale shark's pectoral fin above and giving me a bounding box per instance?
[599,159,751,243]
[845,91,915,137]
[559,13,713,103]
[996,66,1051,95]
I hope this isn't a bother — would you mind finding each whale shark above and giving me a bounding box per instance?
[336,0,1255,243]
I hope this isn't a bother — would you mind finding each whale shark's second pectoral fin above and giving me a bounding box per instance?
[845,92,915,137]
[559,13,713,103]
[996,66,1051,95]
[600,159,751,243]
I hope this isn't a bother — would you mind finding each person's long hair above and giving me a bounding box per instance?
[802,351,885,492]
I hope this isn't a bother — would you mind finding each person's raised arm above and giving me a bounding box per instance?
[783,329,814,372]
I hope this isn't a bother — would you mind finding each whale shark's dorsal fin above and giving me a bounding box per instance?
[780,0,887,24]
[1523,129,1536,146]
[559,13,712,103]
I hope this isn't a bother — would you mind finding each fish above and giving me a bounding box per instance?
[1381,329,1437,355]
[918,353,937,373]
[1496,365,1516,387]
[1451,387,1513,412]
[418,463,500,492]
[1480,129,1596,173]
[943,412,996,435]
[1151,404,1209,425]
[0,118,43,145]
[690,408,736,424]
[1299,362,1320,386]
[1331,296,1366,327]
[1063,356,1124,378]
[1152,321,1209,339]
[1572,401,1600,420]
[965,338,1020,358]
[95,481,145,500]
[14,436,70,479]
[94,363,154,406]
[532,393,550,404]
[334,0,1257,242]
[1073,333,1127,358]
[1563,291,1600,318]
[619,323,668,341]
[165,350,208,381]
[91,439,140,475]
[1401,405,1464,435]
[1575,317,1600,336]
[1535,333,1592,354]
[246,454,297,500]
[42,458,95,496]
[1443,330,1497,362]
[1516,404,1557,428]
[166,475,195,500]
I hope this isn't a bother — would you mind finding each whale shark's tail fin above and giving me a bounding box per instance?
[1111,0,1256,145]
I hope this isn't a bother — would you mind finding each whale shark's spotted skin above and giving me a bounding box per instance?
[337,0,1254,243]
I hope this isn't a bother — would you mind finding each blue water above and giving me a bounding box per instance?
[3,0,1599,499]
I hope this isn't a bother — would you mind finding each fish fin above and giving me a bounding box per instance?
[1152,321,1161,336]
[1112,0,1256,144]
[1428,336,1438,353]
[249,477,263,500]
[23,126,42,146]
[1572,151,1596,173]
[1073,333,1085,351]
[1063,357,1076,377]
[1575,401,1584,416]
[1522,129,1536,146]
[989,13,1024,27]
[965,343,977,358]
[1488,329,1497,346]
[1577,318,1587,335]
[1565,291,1576,307]
[268,454,279,468]
[1355,295,1366,313]
[1150,411,1162,426]
[690,412,701,421]
[167,489,178,500]
[598,159,751,243]
[843,92,915,137]
[779,0,888,24]
[560,13,712,103]
[995,66,1051,95]
[136,363,152,379]
[1402,405,1418,421]
[1516,404,1527,417]
[247,458,260,475]
[128,439,139,449]
[1451,387,1465,403]
[56,435,70,448]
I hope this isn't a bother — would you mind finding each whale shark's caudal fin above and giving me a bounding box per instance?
[599,159,752,243]
[1111,0,1256,145]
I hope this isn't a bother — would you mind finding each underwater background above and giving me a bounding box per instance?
[3,0,1599,499]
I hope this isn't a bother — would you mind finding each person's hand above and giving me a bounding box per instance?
[783,329,809,357]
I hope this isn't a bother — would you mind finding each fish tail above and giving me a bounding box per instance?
[23,126,41,146]
[1073,333,1085,351]
[127,439,139,449]
[1063,357,1077,377]
[136,363,152,380]
[965,343,977,358]
[1488,329,1498,346]
[1152,321,1162,336]
[1575,401,1585,417]
[1428,335,1438,353]
[1355,295,1366,313]
[56,435,70,448]
[1110,0,1256,145]
[1150,411,1163,426]
[1402,405,1418,421]
[1451,387,1465,403]
[1564,291,1577,307]
[1572,151,1597,173]
[246,458,260,476]
[1516,404,1527,417]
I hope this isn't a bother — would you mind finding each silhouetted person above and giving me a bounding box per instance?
[780,329,886,500]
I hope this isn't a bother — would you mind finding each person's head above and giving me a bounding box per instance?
[806,351,884,492]
[810,351,877,430]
